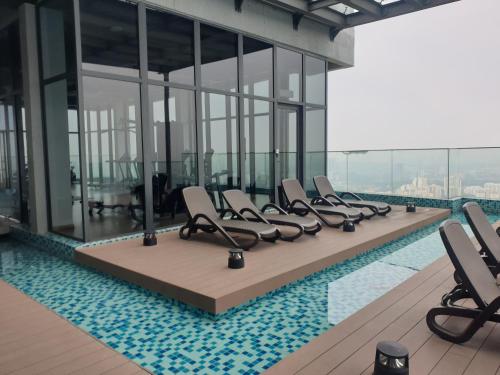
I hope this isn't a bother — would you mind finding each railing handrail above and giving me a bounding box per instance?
[327,146,500,153]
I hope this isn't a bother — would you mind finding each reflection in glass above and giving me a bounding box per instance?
[305,108,326,193]
[83,77,143,240]
[44,79,83,239]
[277,48,302,102]
[305,56,326,105]
[0,23,22,96]
[243,37,273,97]
[0,100,20,219]
[149,86,197,227]
[277,106,299,182]
[244,99,273,206]
[39,0,76,80]
[200,25,238,92]
[202,92,239,209]
[80,0,139,77]
[147,9,194,85]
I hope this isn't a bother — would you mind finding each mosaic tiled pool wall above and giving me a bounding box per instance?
[9,224,181,260]
[2,213,498,374]
[346,193,500,215]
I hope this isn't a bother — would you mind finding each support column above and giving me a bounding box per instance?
[138,3,156,246]
[19,4,48,234]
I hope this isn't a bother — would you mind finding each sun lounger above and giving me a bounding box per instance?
[426,220,500,343]
[179,186,280,250]
[281,179,363,228]
[222,189,322,241]
[463,202,500,278]
[313,175,391,217]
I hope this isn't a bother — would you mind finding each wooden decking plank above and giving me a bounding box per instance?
[463,323,500,375]
[265,257,449,374]
[39,347,117,375]
[76,207,449,313]
[8,342,103,375]
[295,264,454,375]
[68,353,129,375]
[102,361,148,375]
[0,281,149,375]
[327,273,458,375]
[428,301,495,375]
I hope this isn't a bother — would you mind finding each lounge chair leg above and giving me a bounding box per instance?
[427,300,500,344]
[279,223,303,242]
[304,222,322,235]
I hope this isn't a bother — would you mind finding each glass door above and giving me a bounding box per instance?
[276,104,302,205]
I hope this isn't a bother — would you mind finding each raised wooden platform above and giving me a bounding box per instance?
[0,281,149,375]
[265,222,500,375]
[76,206,449,314]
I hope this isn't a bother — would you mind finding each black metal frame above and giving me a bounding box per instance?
[179,205,280,250]
[426,221,500,344]
[222,190,322,241]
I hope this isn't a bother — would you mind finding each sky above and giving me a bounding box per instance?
[327,0,500,151]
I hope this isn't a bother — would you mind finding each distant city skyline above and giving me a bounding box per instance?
[328,0,500,151]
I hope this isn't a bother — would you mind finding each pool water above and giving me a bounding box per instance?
[0,214,497,374]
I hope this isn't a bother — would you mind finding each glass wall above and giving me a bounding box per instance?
[244,99,273,207]
[36,0,328,240]
[80,0,139,77]
[276,48,302,102]
[39,0,83,239]
[304,107,326,193]
[149,86,197,227]
[305,56,326,106]
[147,9,194,85]
[82,77,143,240]
[243,37,273,98]
[202,92,239,209]
[200,25,238,92]
[0,19,24,221]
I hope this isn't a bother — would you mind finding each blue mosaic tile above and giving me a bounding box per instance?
[1,212,499,374]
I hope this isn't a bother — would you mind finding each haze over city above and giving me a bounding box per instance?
[328,0,500,152]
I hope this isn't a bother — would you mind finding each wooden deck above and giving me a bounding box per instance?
[76,206,449,314]
[0,281,149,375]
[265,223,500,375]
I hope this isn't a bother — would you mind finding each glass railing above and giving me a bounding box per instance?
[327,147,500,200]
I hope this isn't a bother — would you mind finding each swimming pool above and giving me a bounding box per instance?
[0,214,497,374]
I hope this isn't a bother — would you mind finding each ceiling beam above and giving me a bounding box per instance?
[346,0,458,27]
[340,0,382,17]
[308,0,339,11]
[259,0,346,27]
[404,0,426,7]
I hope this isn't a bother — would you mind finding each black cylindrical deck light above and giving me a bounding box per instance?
[496,226,500,237]
[406,202,416,213]
[343,219,355,232]
[143,230,157,246]
[228,249,245,269]
[374,341,409,375]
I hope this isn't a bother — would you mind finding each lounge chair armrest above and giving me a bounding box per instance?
[324,193,351,207]
[220,208,247,221]
[340,192,363,201]
[261,203,288,215]
[239,207,270,224]
[311,196,335,207]
[289,199,312,211]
